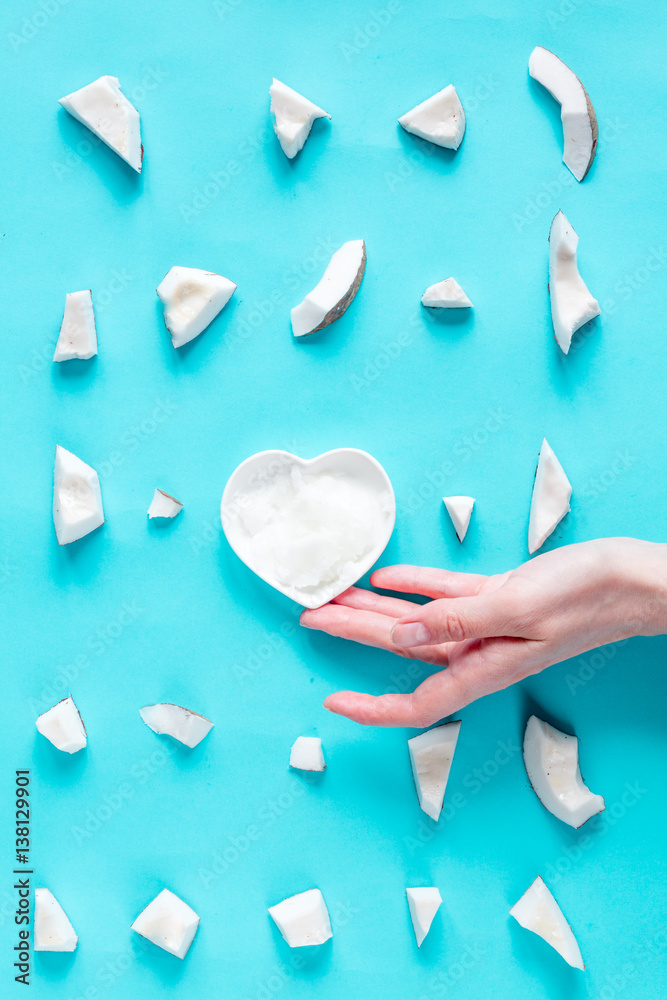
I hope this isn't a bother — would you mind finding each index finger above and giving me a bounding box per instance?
[370,565,487,599]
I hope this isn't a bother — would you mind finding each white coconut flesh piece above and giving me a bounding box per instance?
[147,489,183,519]
[34,888,78,951]
[270,78,331,159]
[528,438,572,554]
[131,888,200,959]
[268,888,332,947]
[36,696,87,753]
[139,704,213,748]
[549,210,600,354]
[421,277,473,308]
[53,290,97,361]
[53,445,104,545]
[291,240,366,338]
[443,496,475,541]
[398,85,465,150]
[529,46,597,182]
[408,721,461,821]
[157,266,237,349]
[523,715,605,828]
[510,876,584,969]
[289,736,326,771]
[406,887,442,947]
[59,75,143,172]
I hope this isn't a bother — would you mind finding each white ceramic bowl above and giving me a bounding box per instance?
[220,448,396,608]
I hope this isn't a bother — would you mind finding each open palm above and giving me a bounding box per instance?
[300,538,660,727]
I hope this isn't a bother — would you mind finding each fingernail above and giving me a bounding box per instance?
[392,622,431,647]
[300,614,314,629]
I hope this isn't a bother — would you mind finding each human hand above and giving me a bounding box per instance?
[300,538,666,727]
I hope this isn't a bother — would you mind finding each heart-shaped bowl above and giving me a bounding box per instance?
[221,449,396,608]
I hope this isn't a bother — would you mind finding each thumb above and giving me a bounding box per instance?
[391,592,520,648]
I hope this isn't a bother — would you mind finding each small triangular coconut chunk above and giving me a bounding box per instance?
[408,721,461,821]
[443,496,475,541]
[549,211,600,354]
[289,736,325,771]
[398,85,465,150]
[59,75,143,173]
[157,266,237,349]
[148,489,183,519]
[406,887,442,947]
[523,715,605,828]
[421,277,473,309]
[53,290,97,361]
[139,704,213,748]
[529,47,597,181]
[528,439,572,554]
[34,888,78,951]
[268,888,332,948]
[270,79,330,159]
[291,240,366,337]
[36,696,87,753]
[510,876,584,969]
[131,888,200,959]
[53,445,104,545]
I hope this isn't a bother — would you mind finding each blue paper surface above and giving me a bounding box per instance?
[1,0,666,996]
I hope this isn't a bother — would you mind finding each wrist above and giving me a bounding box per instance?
[604,538,667,637]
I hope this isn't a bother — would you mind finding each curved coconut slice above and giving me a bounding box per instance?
[53,290,97,362]
[35,888,78,951]
[270,79,330,159]
[529,47,597,181]
[528,439,571,554]
[406,887,442,947]
[443,496,475,542]
[148,489,183,519]
[291,240,366,338]
[268,888,332,948]
[157,266,236,349]
[289,736,325,771]
[131,888,200,959]
[421,277,473,309]
[523,715,605,828]
[408,721,461,821]
[53,446,104,545]
[36,696,87,753]
[549,211,600,354]
[59,75,142,173]
[398,85,465,150]
[510,876,584,969]
[140,704,213,748]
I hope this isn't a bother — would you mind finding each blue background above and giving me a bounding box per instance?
[1,0,666,997]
